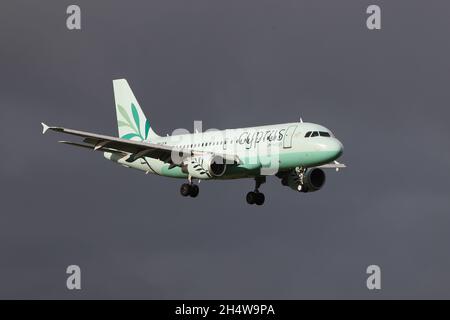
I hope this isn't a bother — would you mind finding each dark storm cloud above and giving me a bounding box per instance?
[1,0,450,298]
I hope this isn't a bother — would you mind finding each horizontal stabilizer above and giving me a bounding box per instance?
[58,141,127,156]
[58,140,94,150]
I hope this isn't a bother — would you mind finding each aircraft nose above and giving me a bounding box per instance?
[315,138,344,161]
[317,138,343,158]
[329,138,344,157]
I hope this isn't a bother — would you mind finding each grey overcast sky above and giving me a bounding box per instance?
[1,0,450,299]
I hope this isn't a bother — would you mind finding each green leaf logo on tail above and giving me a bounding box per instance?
[144,119,151,140]
[117,103,149,141]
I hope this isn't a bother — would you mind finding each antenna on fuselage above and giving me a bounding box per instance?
[299,117,303,123]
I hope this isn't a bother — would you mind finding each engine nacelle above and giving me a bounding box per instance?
[286,168,326,192]
[182,155,227,179]
[205,155,227,177]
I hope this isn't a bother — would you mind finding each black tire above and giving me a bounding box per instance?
[281,177,288,186]
[246,192,256,205]
[180,183,191,197]
[255,192,265,205]
[190,185,199,198]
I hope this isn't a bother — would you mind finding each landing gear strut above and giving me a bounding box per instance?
[295,166,306,185]
[180,182,199,198]
[246,176,266,205]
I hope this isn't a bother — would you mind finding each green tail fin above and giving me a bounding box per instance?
[113,79,159,141]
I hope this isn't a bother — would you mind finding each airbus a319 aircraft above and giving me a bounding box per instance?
[42,79,345,205]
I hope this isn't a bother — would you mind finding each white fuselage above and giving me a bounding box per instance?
[104,122,343,180]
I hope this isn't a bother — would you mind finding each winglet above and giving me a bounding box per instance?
[41,122,50,134]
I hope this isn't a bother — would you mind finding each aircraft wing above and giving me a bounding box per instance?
[41,123,241,165]
[315,161,347,171]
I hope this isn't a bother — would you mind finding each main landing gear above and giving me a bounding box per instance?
[180,183,199,198]
[246,176,266,206]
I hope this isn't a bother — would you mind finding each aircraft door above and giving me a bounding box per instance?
[223,131,228,151]
[283,125,297,149]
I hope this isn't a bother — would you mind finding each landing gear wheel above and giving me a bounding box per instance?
[255,192,265,205]
[180,183,199,198]
[189,185,199,198]
[246,191,265,205]
[247,176,267,205]
[246,192,257,205]
[180,183,191,197]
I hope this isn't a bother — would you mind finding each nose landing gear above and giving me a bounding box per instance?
[246,176,266,205]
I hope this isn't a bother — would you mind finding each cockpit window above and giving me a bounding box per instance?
[305,131,332,138]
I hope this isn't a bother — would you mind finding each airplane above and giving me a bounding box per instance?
[42,79,345,205]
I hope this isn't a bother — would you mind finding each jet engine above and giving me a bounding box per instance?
[284,168,326,192]
[182,155,227,179]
